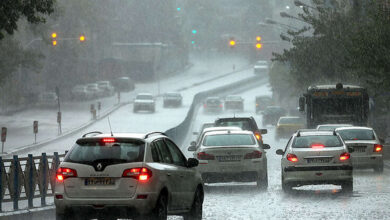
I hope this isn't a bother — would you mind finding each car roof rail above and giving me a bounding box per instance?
[296,130,301,137]
[82,131,103,138]
[144,131,166,139]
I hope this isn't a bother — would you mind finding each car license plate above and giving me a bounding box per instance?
[306,158,332,163]
[216,155,241,162]
[353,146,366,153]
[85,178,115,186]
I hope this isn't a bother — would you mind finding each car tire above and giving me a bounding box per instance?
[148,193,168,220]
[256,173,268,190]
[281,176,292,193]
[183,187,203,220]
[374,164,384,173]
[341,180,353,193]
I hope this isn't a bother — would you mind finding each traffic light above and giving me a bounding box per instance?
[255,36,262,50]
[192,29,197,34]
[79,35,86,42]
[51,32,57,46]
[229,38,236,48]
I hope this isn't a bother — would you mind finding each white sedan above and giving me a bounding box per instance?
[188,130,270,189]
[336,126,384,173]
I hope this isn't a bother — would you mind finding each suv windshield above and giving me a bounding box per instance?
[203,134,255,146]
[65,139,145,164]
[292,135,343,148]
[337,129,375,141]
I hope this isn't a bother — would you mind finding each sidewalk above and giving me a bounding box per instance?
[0,54,251,154]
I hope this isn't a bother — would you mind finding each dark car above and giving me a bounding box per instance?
[224,95,244,111]
[214,117,267,143]
[255,96,273,113]
[113,77,135,92]
[262,106,287,126]
[163,92,182,108]
[203,97,223,113]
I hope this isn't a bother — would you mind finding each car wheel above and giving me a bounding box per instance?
[341,180,353,193]
[183,187,203,220]
[148,194,168,220]
[256,173,268,190]
[374,164,384,173]
[281,175,292,193]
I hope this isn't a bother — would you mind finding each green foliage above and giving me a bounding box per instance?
[273,0,390,98]
[0,0,55,39]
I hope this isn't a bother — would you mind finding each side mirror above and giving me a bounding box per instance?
[259,129,268,134]
[193,131,199,135]
[276,149,284,155]
[262,144,271,150]
[188,146,196,152]
[299,97,305,112]
[347,146,354,153]
[187,158,199,168]
[190,141,197,146]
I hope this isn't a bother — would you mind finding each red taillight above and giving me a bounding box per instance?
[197,152,215,160]
[55,194,63,199]
[374,144,383,152]
[286,153,298,162]
[244,150,262,159]
[219,104,223,108]
[102,138,116,143]
[56,167,78,181]
[311,143,324,149]
[122,167,152,182]
[340,152,350,161]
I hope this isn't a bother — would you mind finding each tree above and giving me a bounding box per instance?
[272,0,390,99]
[0,0,55,39]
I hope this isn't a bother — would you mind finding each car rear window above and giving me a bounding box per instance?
[137,95,153,100]
[203,134,255,146]
[337,129,375,141]
[292,135,343,148]
[206,99,221,104]
[65,139,145,165]
[215,120,253,131]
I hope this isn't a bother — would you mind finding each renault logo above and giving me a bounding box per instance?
[97,163,103,171]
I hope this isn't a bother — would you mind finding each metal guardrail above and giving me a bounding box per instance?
[0,152,66,212]
[166,75,266,146]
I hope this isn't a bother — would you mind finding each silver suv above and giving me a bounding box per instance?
[54,131,203,220]
[276,129,353,193]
